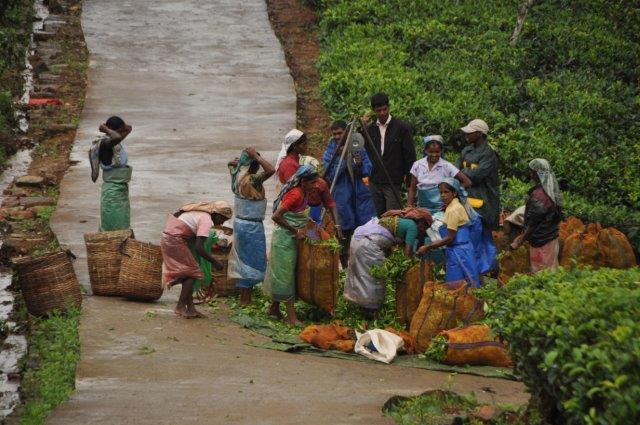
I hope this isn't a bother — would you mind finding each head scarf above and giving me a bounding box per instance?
[272,164,317,212]
[381,208,433,226]
[440,177,477,219]
[529,158,562,207]
[229,150,253,196]
[179,201,233,220]
[275,129,304,171]
[422,135,444,149]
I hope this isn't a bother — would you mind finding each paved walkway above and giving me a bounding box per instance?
[48,1,526,423]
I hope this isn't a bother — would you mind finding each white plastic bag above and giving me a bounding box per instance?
[354,329,404,364]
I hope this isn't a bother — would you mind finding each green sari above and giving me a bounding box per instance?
[100,166,132,231]
[264,210,309,301]
[188,229,219,293]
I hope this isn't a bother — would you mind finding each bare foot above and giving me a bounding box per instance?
[175,306,197,319]
[267,303,282,320]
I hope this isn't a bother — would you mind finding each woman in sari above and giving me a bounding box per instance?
[227,147,275,305]
[418,178,480,287]
[510,159,562,272]
[161,201,232,318]
[265,165,317,325]
[89,116,133,231]
[344,208,431,316]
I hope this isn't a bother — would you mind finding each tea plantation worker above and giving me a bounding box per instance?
[160,201,232,318]
[456,119,500,231]
[510,159,562,272]
[89,116,133,231]
[276,129,341,231]
[344,208,431,317]
[417,178,480,287]
[227,147,275,305]
[276,128,308,183]
[365,92,416,217]
[407,135,472,214]
[323,120,376,267]
[265,165,317,326]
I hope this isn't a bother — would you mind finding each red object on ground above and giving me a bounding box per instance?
[28,98,63,107]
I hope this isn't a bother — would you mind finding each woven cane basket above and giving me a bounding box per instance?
[84,229,134,296]
[15,251,82,316]
[118,238,163,302]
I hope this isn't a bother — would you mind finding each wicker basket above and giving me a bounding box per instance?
[84,229,134,296]
[118,238,163,302]
[15,251,82,316]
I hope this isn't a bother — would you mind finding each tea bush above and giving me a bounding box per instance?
[314,0,640,245]
[484,268,640,424]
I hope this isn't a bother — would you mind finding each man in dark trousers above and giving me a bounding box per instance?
[364,92,416,216]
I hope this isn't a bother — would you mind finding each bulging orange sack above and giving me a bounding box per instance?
[409,283,484,354]
[440,325,513,368]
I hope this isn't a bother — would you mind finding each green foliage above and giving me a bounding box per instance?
[423,334,448,362]
[20,307,81,425]
[484,268,640,424]
[314,0,640,242]
[0,0,33,155]
[385,391,478,425]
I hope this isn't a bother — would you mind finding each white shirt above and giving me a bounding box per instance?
[410,157,459,189]
[178,211,213,237]
[376,114,392,155]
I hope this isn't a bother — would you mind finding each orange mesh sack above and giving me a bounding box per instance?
[328,339,355,353]
[299,323,354,350]
[492,230,511,253]
[498,244,530,284]
[597,227,637,269]
[440,325,513,368]
[559,216,585,243]
[560,223,603,268]
[409,283,485,353]
[296,238,340,315]
[396,261,432,327]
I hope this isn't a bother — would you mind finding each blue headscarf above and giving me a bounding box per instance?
[440,177,477,219]
[272,164,318,212]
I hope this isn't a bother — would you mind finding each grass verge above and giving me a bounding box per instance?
[19,307,80,424]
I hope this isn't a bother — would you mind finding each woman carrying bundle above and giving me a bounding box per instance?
[227,147,275,305]
[407,135,471,214]
[265,165,317,325]
[161,201,232,318]
[344,208,431,316]
[417,178,481,287]
[510,159,562,272]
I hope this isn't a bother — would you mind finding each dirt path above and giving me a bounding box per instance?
[47,1,526,423]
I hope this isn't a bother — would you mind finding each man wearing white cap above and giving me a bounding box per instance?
[457,119,500,230]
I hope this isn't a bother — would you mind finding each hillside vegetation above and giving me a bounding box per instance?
[313,0,640,246]
[0,0,33,165]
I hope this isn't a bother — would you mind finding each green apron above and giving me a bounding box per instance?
[265,210,309,301]
[100,166,132,231]
[188,229,219,293]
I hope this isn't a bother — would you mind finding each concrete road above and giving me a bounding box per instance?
[48,1,527,423]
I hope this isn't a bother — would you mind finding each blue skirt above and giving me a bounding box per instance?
[440,225,481,287]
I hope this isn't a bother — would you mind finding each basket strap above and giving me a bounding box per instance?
[119,237,131,257]
[448,340,506,350]
[65,249,77,260]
